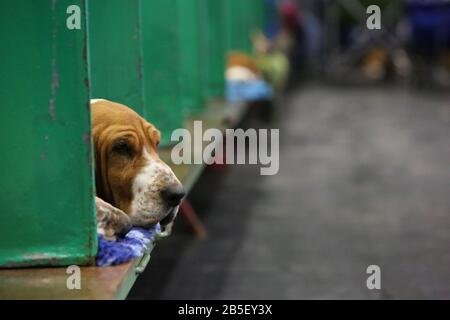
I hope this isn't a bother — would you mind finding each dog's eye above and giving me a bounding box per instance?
[112,139,134,157]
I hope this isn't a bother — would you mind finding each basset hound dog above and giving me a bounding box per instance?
[91,99,185,240]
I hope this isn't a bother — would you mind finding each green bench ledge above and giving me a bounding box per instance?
[0,101,247,300]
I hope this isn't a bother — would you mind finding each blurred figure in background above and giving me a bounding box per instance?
[279,0,305,84]
[406,0,450,88]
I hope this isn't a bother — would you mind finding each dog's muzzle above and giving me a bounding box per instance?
[159,184,185,227]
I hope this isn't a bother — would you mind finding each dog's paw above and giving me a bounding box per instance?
[95,197,132,241]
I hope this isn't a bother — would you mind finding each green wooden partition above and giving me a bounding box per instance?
[0,0,97,267]
[88,0,145,115]
[202,0,226,99]
[141,0,183,145]
[250,0,265,40]
[177,0,205,117]
[224,0,265,54]
[224,0,250,53]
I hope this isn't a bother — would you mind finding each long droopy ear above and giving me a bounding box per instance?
[92,120,114,205]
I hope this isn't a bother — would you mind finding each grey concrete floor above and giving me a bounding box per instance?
[129,85,450,299]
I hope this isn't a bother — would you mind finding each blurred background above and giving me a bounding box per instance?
[1,0,449,300]
[129,0,450,299]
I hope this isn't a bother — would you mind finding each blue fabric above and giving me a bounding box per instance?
[96,224,161,267]
[226,79,273,104]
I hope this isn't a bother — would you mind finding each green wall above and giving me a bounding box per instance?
[177,0,205,117]
[202,0,226,99]
[224,0,265,53]
[141,0,183,145]
[88,0,145,115]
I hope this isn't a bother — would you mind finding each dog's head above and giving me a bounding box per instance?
[91,99,184,228]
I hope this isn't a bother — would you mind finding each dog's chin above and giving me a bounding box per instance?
[130,213,160,229]
[131,207,178,229]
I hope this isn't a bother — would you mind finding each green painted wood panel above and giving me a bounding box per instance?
[202,0,226,99]
[177,0,204,116]
[248,0,265,47]
[241,1,254,53]
[0,0,96,267]
[224,0,264,54]
[224,0,248,53]
[88,0,145,115]
[253,0,265,32]
[141,0,183,146]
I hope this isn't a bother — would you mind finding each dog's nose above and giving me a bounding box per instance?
[161,185,185,207]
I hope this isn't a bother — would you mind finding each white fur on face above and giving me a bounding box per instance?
[91,98,108,104]
[130,149,181,227]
